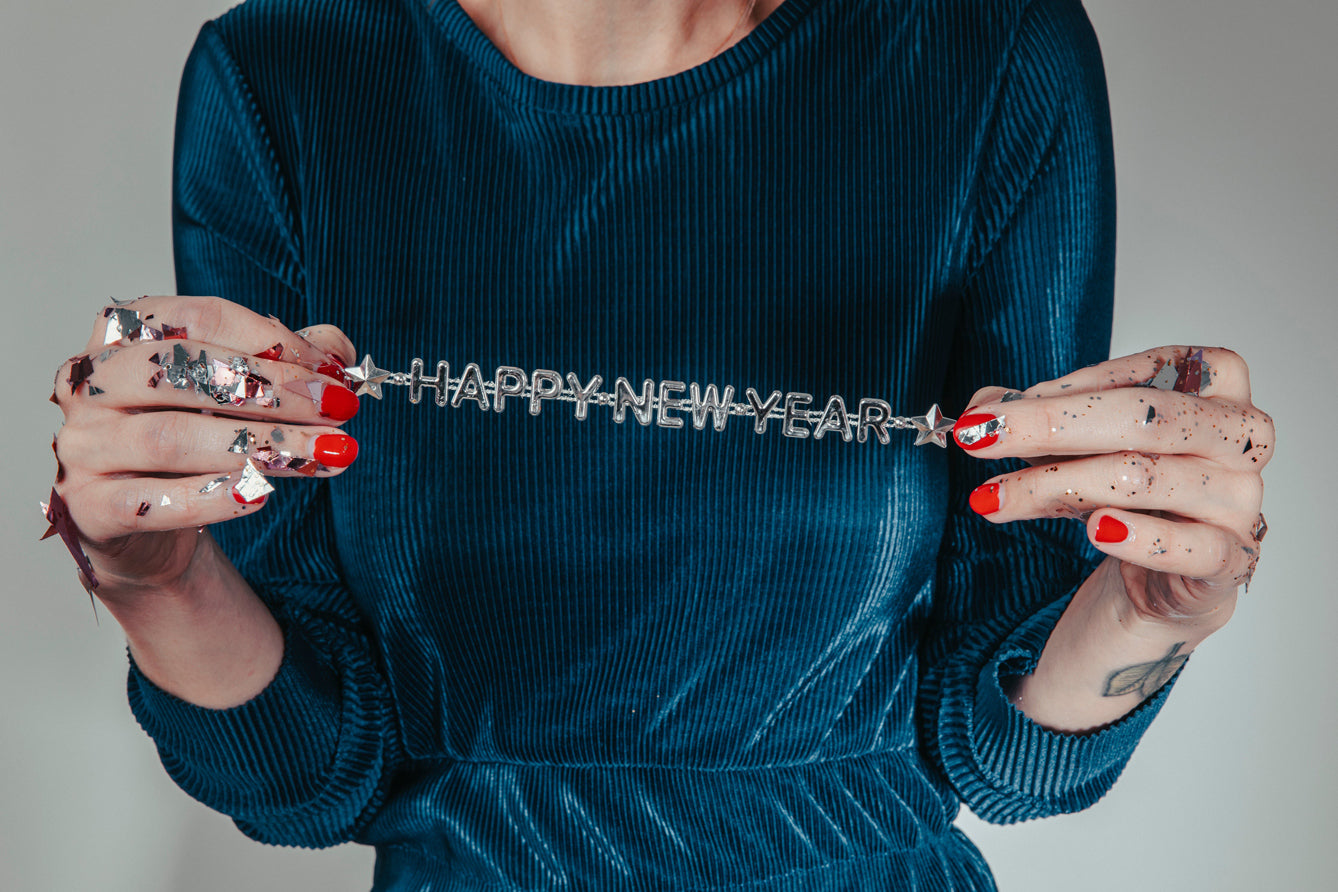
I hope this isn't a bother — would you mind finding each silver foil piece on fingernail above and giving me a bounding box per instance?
[234,459,276,502]
[954,413,1005,446]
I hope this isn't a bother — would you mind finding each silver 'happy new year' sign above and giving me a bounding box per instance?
[342,355,959,447]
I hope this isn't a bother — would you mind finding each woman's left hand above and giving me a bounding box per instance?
[952,345,1273,634]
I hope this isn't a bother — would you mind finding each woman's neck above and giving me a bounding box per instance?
[455,0,778,86]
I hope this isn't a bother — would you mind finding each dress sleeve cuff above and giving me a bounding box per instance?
[126,617,342,810]
[940,590,1183,824]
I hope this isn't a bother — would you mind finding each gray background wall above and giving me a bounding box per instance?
[2,1,1333,889]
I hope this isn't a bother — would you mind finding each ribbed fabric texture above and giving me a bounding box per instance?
[126,0,1181,888]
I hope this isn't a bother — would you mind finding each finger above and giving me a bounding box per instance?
[62,339,360,424]
[951,387,1275,471]
[63,468,276,542]
[59,413,358,477]
[85,296,346,379]
[1081,507,1259,596]
[296,324,357,368]
[1019,345,1252,404]
[967,451,1263,534]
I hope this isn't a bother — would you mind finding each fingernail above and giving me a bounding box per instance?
[969,482,1000,515]
[316,359,352,386]
[232,490,268,506]
[954,412,1005,450]
[314,434,359,467]
[319,384,360,421]
[1095,515,1129,543]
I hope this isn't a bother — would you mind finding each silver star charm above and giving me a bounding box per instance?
[345,354,392,399]
[911,403,955,448]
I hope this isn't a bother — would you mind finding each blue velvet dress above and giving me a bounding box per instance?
[127,0,1178,888]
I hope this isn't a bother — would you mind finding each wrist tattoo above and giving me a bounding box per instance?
[1103,642,1188,699]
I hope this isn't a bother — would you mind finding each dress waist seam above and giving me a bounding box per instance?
[400,747,917,774]
[376,831,979,892]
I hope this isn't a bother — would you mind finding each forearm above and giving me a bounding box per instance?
[101,531,284,710]
[1008,555,1233,733]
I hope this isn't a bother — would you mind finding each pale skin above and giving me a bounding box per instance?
[50,1,1273,729]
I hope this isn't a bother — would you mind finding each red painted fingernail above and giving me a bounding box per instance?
[1095,515,1129,543]
[320,384,359,421]
[969,483,1000,515]
[953,412,1003,450]
[232,490,267,506]
[316,360,351,386]
[314,434,359,467]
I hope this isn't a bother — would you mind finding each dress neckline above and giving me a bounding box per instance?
[422,0,824,115]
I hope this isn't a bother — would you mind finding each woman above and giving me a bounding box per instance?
[46,0,1271,888]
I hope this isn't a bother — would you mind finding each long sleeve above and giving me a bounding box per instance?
[125,20,402,848]
[916,0,1179,825]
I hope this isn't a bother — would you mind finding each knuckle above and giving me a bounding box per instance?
[60,483,106,542]
[138,413,193,467]
[1036,401,1064,447]
[52,425,78,472]
[1242,408,1276,468]
[1210,346,1247,370]
[1256,409,1276,441]
[1110,451,1158,499]
[168,295,225,340]
[1242,472,1265,519]
[1207,347,1249,394]
[115,485,154,532]
[51,360,72,407]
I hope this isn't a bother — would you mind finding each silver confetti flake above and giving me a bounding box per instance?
[953,414,1005,447]
[251,447,320,477]
[199,475,231,494]
[153,346,278,408]
[234,459,276,502]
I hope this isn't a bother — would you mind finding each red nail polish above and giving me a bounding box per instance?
[1095,515,1129,543]
[314,434,359,467]
[320,384,359,421]
[954,412,1003,450]
[969,483,1000,515]
[232,491,267,506]
[316,360,351,386]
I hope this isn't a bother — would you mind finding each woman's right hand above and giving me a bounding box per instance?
[50,295,362,604]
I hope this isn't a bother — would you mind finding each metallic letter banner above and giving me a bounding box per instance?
[343,355,957,447]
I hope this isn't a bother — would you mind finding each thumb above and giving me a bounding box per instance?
[296,324,357,368]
